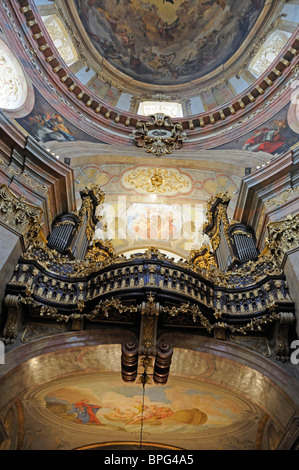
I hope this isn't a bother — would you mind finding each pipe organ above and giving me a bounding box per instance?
[203,192,259,271]
[230,224,259,264]
[47,214,78,255]
[47,185,104,260]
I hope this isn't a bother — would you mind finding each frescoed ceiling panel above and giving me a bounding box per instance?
[73,0,266,86]
[0,336,297,451]
[72,159,241,258]
[33,140,273,259]
[15,86,106,145]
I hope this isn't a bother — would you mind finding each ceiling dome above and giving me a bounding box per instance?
[74,0,266,86]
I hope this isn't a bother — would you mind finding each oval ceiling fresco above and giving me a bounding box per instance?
[74,0,266,86]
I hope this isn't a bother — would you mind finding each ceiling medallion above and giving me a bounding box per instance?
[122,166,191,195]
[130,113,187,157]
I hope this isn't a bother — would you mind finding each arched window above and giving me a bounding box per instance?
[0,40,28,110]
[41,14,78,66]
[248,29,291,78]
[138,101,183,118]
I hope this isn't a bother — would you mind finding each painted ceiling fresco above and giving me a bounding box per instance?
[74,0,266,85]
[216,103,299,155]
[73,161,240,257]
[1,342,292,451]
[45,377,244,433]
[16,87,104,145]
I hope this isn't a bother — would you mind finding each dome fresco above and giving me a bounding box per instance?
[74,0,266,86]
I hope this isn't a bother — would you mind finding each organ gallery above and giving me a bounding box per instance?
[0,0,298,451]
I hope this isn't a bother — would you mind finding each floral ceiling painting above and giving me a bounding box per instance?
[74,0,265,85]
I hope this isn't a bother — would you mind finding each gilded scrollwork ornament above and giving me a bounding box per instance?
[139,293,159,354]
[123,167,191,195]
[161,301,280,336]
[88,297,138,320]
[203,192,232,252]
[266,213,299,265]
[188,243,217,270]
[0,184,43,248]
[130,113,187,157]
[85,239,115,263]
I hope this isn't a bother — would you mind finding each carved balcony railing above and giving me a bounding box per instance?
[3,244,295,350]
[1,186,298,385]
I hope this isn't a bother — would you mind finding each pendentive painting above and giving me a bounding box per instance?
[74,0,265,85]
[216,103,299,155]
[15,87,104,144]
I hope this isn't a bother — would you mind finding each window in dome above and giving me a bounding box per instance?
[0,40,27,110]
[248,29,291,78]
[138,101,183,118]
[42,14,78,66]
[280,3,299,25]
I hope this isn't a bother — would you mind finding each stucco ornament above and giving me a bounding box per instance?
[130,113,187,157]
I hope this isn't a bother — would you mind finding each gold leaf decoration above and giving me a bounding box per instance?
[122,167,191,195]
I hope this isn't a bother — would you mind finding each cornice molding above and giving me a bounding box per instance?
[233,146,299,249]
[0,111,76,234]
